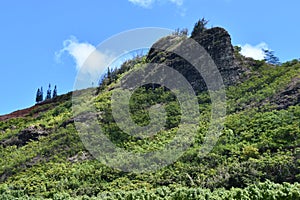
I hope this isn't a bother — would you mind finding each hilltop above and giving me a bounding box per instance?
[0,22,300,199]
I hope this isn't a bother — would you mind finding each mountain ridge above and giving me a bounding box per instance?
[0,24,300,199]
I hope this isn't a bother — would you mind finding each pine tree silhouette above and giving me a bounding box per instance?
[52,85,57,98]
[40,87,43,102]
[36,87,43,103]
[36,88,41,103]
[46,84,52,100]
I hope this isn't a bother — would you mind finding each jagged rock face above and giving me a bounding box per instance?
[146,27,242,92]
[191,27,241,86]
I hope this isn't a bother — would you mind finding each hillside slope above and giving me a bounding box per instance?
[0,25,300,199]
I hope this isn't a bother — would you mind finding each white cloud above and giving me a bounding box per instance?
[56,36,114,85]
[240,42,268,60]
[128,0,183,8]
[56,36,96,70]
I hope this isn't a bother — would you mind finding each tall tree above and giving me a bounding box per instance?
[36,87,43,103]
[40,87,43,102]
[52,85,57,98]
[191,18,209,38]
[263,49,281,65]
[107,67,111,83]
[36,88,41,103]
[46,84,52,100]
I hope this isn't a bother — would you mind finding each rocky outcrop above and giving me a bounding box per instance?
[60,112,102,128]
[191,27,242,86]
[146,27,243,92]
[0,125,49,147]
[269,77,300,109]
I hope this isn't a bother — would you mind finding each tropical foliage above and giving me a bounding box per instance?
[0,50,299,199]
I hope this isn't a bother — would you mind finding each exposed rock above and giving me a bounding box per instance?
[68,151,92,163]
[60,112,102,128]
[60,118,75,128]
[146,27,244,92]
[191,27,242,85]
[0,125,49,147]
[269,77,300,109]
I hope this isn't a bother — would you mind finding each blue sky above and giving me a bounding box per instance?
[0,0,299,115]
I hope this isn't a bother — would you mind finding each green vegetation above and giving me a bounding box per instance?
[1,38,300,199]
[191,18,209,37]
[263,49,281,65]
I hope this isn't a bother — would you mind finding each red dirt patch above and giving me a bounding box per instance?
[0,105,37,121]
